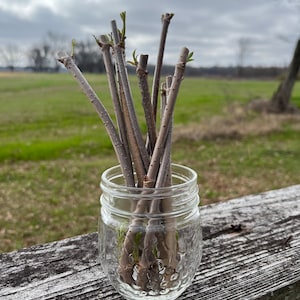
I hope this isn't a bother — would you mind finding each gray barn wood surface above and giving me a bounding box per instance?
[0,185,299,300]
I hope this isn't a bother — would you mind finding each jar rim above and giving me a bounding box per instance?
[100,163,197,192]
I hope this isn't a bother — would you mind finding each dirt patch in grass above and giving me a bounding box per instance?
[1,102,300,253]
[199,169,294,206]
[0,157,116,252]
[173,104,300,142]
[0,72,28,77]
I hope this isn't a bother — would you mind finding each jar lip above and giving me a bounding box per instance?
[100,163,197,192]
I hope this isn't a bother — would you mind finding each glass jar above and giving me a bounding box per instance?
[98,164,202,300]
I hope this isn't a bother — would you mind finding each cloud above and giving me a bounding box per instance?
[0,0,299,67]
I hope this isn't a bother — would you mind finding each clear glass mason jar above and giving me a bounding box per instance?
[98,164,202,300]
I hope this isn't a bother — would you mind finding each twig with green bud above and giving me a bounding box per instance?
[57,11,191,291]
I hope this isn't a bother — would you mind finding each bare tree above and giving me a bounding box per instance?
[0,44,21,71]
[74,39,104,73]
[45,31,68,71]
[236,37,252,77]
[269,39,300,113]
[28,44,51,72]
[28,31,69,72]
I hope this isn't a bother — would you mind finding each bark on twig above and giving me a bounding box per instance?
[98,34,146,186]
[111,20,150,176]
[136,54,157,155]
[56,51,134,187]
[118,48,190,288]
[121,91,148,187]
[58,13,191,292]
[151,13,174,123]
[156,76,173,187]
[159,76,179,274]
[98,35,134,183]
[147,47,189,183]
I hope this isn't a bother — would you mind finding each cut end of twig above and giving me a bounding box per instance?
[162,13,175,23]
[138,54,149,70]
[176,47,190,69]
[56,51,69,63]
[180,47,190,59]
[58,12,193,292]
[99,34,109,44]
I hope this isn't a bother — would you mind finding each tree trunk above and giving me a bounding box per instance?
[269,39,300,113]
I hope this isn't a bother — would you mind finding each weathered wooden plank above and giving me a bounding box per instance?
[0,185,299,299]
[260,281,300,300]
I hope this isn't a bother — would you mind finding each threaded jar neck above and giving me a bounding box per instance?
[100,164,199,218]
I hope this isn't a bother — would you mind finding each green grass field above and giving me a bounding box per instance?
[0,72,299,252]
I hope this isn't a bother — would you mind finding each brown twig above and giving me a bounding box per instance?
[137,76,177,287]
[56,51,134,187]
[119,48,190,288]
[156,76,173,187]
[136,54,157,155]
[114,55,146,186]
[111,20,150,177]
[97,35,134,184]
[58,13,191,292]
[151,13,174,123]
[147,47,190,184]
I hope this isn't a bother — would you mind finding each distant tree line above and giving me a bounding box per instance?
[27,32,104,73]
[0,31,104,73]
[0,31,294,79]
[184,66,288,78]
[127,64,288,79]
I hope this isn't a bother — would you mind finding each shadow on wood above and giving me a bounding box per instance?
[0,185,300,299]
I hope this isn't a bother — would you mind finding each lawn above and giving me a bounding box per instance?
[0,72,299,252]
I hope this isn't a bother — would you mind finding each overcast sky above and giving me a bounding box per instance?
[0,0,299,67]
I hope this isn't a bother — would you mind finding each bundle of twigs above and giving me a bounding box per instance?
[57,12,192,291]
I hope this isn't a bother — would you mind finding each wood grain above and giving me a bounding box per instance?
[1,185,299,299]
